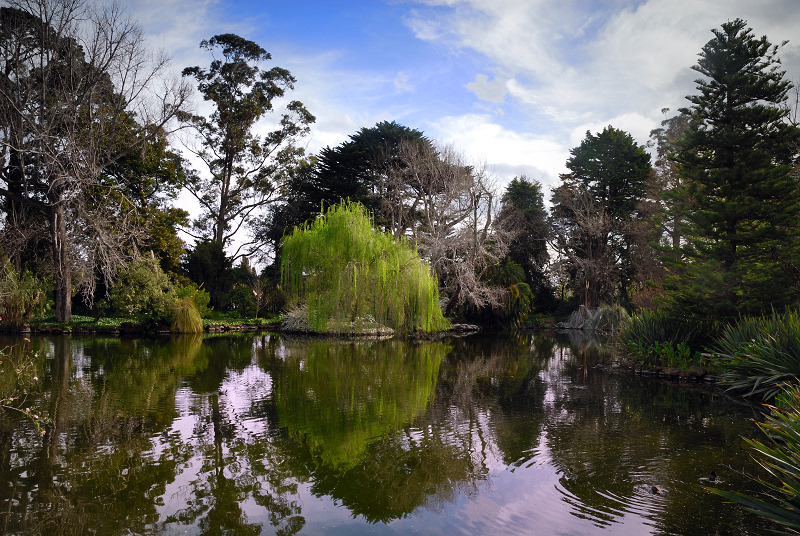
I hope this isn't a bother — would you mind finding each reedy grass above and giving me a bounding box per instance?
[712,310,800,401]
[171,298,203,334]
[616,309,712,369]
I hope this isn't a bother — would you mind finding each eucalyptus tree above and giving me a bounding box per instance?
[181,34,315,258]
[0,0,192,321]
[669,19,800,320]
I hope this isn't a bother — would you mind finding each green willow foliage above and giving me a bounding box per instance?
[281,201,449,334]
[271,339,447,471]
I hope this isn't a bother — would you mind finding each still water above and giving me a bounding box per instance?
[0,332,770,535]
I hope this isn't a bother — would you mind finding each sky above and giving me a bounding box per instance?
[128,0,800,198]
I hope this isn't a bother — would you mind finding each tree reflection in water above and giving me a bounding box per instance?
[0,332,773,535]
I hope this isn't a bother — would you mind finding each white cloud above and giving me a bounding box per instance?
[427,114,570,192]
[394,72,414,91]
[408,0,800,191]
[466,73,508,103]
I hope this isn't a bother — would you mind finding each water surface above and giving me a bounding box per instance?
[0,333,770,535]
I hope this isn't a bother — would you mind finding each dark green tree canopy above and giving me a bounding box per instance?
[566,126,651,220]
[0,2,190,321]
[260,120,428,252]
[497,177,550,295]
[668,18,800,320]
[553,126,652,308]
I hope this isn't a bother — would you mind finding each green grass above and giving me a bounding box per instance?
[19,313,283,333]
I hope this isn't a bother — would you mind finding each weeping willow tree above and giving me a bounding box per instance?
[281,201,449,334]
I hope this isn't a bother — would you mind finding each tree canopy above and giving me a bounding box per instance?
[0,1,191,322]
[667,18,800,320]
[182,33,315,258]
[281,201,449,334]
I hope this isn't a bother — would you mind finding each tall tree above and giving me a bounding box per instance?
[390,140,508,315]
[0,0,191,321]
[668,19,800,320]
[262,121,428,248]
[182,34,314,258]
[100,128,190,275]
[551,126,651,307]
[496,177,550,299]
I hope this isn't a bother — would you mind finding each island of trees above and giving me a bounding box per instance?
[0,4,797,343]
[0,3,794,342]
[2,2,800,529]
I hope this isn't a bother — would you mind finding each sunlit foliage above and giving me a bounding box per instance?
[281,201,449,334]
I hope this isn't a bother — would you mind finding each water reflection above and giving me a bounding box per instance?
[0,332,770,535]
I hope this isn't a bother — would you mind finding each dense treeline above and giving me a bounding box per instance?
[0,5,798,334]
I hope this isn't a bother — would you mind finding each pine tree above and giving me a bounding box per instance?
[668,19,800,321]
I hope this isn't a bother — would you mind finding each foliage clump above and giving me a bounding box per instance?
[111,254,176,324]
[616,309,712,369]
[281,201,449,334]
[111,254,211,331]
[710,386,800,533]
[0,260,50,324]
[712,310,800,401]
[171,298,203,334]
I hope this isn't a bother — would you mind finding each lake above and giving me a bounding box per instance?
[0,332,770,535]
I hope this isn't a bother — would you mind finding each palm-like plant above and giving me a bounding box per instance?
[709,387,800,534]
[713,310,800,401]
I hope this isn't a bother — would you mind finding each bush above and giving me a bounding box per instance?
[226,285,257,318]
[176,284,212,317]
[712,310,800,401]
[0,260,50,324]
[111,254,176,326]
[616,309,712,369]
[710,386,800,532]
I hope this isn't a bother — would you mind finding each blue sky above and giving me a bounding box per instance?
[130,0,800,196]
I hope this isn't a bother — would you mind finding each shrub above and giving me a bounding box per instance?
[226,285,257,318]
[176,284,212,317]
[171,297,203,334]
[712,310,800,401]
[710,386,800,532]
[616,309,712,369]
[111,254,176,327]
[0,260,50,324]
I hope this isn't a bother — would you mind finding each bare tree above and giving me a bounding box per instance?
[385,140,510,314]
[549,182,616,308]
[0,0,191,321]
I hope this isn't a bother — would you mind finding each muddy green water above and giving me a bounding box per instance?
[0,332,770,535]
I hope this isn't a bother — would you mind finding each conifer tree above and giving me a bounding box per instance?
[668,19,800,320]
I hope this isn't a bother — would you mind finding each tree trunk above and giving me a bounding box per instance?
[49,204,72,323]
